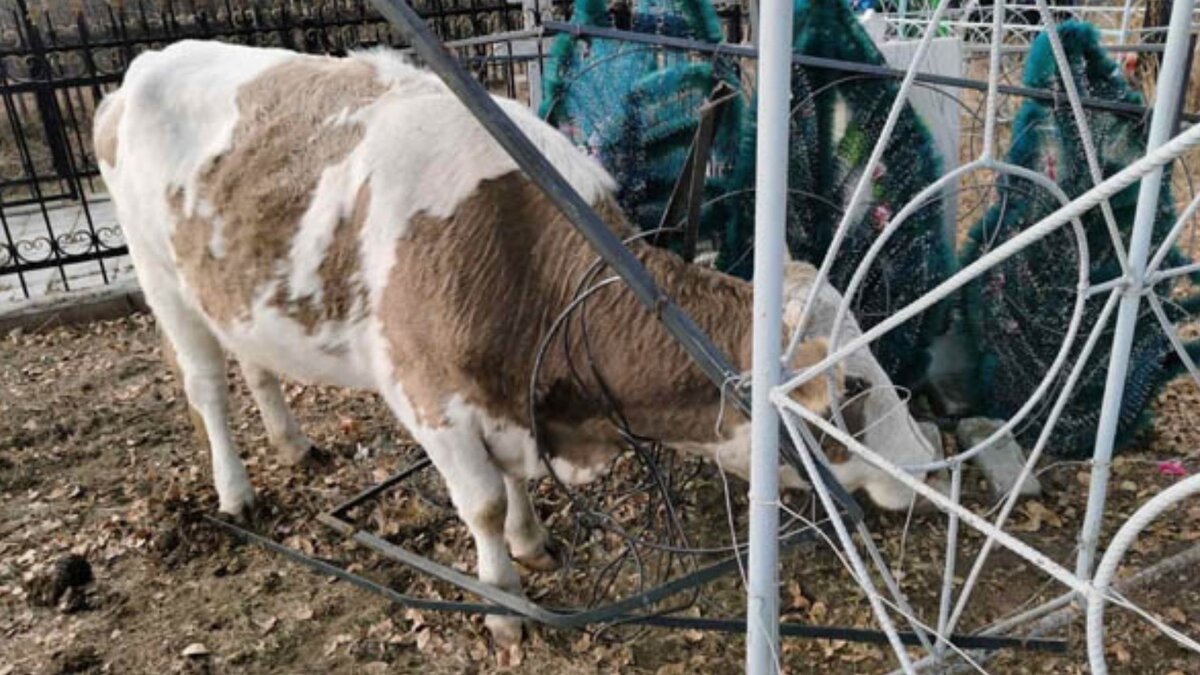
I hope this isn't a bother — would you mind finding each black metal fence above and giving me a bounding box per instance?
[0,0,531,300]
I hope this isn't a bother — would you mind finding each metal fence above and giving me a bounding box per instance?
[0,0,532,301]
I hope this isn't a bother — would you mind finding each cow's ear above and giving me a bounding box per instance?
[845,375,870,400]
[818,376,870,463]
[841,376,870,437]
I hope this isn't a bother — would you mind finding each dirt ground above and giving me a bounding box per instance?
[1,313,1200,674]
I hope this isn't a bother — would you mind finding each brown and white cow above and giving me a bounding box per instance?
[94,40,934,645]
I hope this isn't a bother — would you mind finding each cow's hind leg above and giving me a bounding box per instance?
[237,360,315,465]
[152,293,255,518]
[504,476,557,572]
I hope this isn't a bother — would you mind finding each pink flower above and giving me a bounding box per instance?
[1157,460,1188,477]
[871,204,892,230]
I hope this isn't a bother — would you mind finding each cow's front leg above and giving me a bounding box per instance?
[504,475,558,572]
[414,428,526,648]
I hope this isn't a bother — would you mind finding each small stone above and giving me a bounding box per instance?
[182,643,210,658]
[956,417,1042,499]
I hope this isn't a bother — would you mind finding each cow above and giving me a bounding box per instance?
[94,40,936,646]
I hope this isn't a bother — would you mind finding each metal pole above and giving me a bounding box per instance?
[749,0,760,47]
[1075,0,1197,582]
[746,0,793,668]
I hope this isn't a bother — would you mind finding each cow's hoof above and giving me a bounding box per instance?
[277,436,323,467]
[487,615,526,652]
[216,493,262,529]
[291,443,333,469]
[515,540,561,573]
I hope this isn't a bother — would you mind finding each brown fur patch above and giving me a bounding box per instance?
[378,172,834,468]
[94,95,123,167]
[474,499,507,536]
[286,180,373,330]
[168,57,385,327]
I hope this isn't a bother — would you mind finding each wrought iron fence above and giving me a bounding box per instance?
[0,0,529,301]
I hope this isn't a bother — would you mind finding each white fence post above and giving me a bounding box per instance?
[1075,0,1197,583]
[746,0,794,670]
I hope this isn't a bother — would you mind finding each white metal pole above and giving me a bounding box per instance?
[1075,0,1197,582]
[746,0,793,668]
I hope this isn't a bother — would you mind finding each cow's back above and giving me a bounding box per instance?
[98,40,616,393]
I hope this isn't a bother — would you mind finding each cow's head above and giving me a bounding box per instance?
[781,263,946,512]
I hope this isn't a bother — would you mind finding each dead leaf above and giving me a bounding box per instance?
[1016,501,1062,532]
[468,639,488,660]
[339,416,360,438]
[1166,607,1188,624]
[253,615,278,634]
[809,601,828,621]
[415,628,432,653]
[787,580,810,611]
[1108,642,1131,664]
[293,605,315,621]
[324,634,354,656]
[570,633,592,654]
[404,608,426,631]
[501,643,524,668]
[181,643,209,658]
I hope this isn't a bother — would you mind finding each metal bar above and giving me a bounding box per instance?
[1087,474,1200,672]
[935,466,963,661]
[1075,0,1198,584]
[779,396,1089,598]
[961,42,1173,54]
[1035,0,1129,270]
[202,514,1066,652]
[1149,259,1200,283]
[0,246,129,277]
[539,20,1200,125]
[365,0,863,521]
[783,417,917,671]
[322,508,819,629]
[320,462,832,629]
[317,513,568,624]
[746,0,793,666]
[655,84,733,261]
[326,456,433,517]
[944,289,1122,640]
